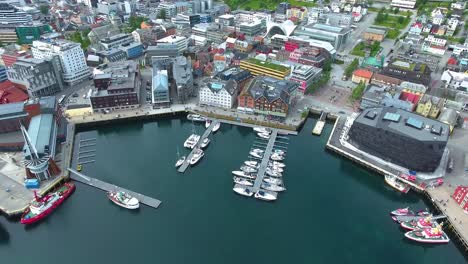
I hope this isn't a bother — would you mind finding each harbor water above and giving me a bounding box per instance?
[0,117,466,263]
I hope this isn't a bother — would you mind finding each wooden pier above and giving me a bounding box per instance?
[178,120,217,173]
[249,130,278,193]
[68,168,161,209]
[312,111,327,136]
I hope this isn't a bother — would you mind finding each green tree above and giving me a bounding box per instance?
[322,59,332,72]
[39,5,49,15]
[393,7,399,14]
[344,58,359,79]
[398,16,405,24]
[351,81,366,101]
[375,10,384,23]
[158,9,166,20]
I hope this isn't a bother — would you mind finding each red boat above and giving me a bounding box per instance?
[20,182,75,225]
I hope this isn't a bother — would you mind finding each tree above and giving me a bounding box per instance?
[344,58,359,79]
[39,5,49,15]
[158,9,166,20]
[393,7,399,14]
[351,81,366,101]
[322,59,332,72]
[398,16,405,24]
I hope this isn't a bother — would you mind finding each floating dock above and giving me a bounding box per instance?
[178,120,217,173]
[393,214,447,222]
[249,130,278,193]
[312,111,327,136]
[68,168,161,209]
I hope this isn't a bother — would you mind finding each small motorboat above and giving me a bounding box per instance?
[385,175,410,193]
[244,161,259,168]
[175,156,186,167]
[233,186,253,197]
[270,153,284,161]
[254,190,277,201]
[251,148,264,153]
[189,148,204,165]
[263,177,282,185]
[233,177,254,186]
[212,122,220,132]
[391,207,412,216]
[266,168,282,177]
[253,127,270,134]
[267,165,283,173]
[257,132,270,139]
[184,134,200,149]
[249,151,263,159]
[269,161,285,168]
[261,182,286,192]
[205,119,212,128]
[107,191,139,209]
[404,224,450,244]
[187,114,206,122]
[241,165,257,173]
[200,138,210,148]
[273,149,285,155]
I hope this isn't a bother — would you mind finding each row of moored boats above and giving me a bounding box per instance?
[390,207,450,244]
[232,127,287,201]
[175,114,220,168]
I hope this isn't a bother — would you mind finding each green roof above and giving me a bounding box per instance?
[245,58,290,72]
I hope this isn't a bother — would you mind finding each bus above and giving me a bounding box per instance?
[58,95,66,104]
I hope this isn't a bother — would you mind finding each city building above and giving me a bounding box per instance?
[238,76,299,117]
[381,60,432,86]
[31,40,90,86]
[359,85,415,111]
[7,57,64,97]
[318,13,353,28]
[390,0,417,9]
[276,2,291,15]
[294,23,351,50]
[99,33,134,49]
[240,58,291,80]
[453,186,468,212]
[118,42,144,59]
[199,79,238,109]
[415,94,445,118]
[132,27,167,46]
[88,23,120,45]
[0,28,17,43]
[171,13,200,27]
[90,61,140,112]
[348,107,449,172]
[438,108,457,133]
[152,69,170,108]
[286,7,308,22]
[239,20,264,37]
[265,20,297,38]
[1,47,31,67]
[441,70,468,92]
[216,67,252,88]
[289,65,322,93]
[0,80,28,104]
[352,69,373,85]
[371,73,402,86]
[156,35,188,53]
[0,65,6,83]
[172,56,193,102]
[0,3,32,25]
[96,48,127,63]
[15,24,52,44]
[364,28,386,42]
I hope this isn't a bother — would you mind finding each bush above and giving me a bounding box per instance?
[351,81,366,101]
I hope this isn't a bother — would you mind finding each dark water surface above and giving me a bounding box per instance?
[0,118,466,263]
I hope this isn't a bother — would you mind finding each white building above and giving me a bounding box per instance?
[421,41,446,56]
[156,3,176,18]
[100,33,134,49]
[156,35,188,53]
[289,65,322,93]
[451,1,466,10]
[390,0,417,9]
[31,40,90,86]
[199,79,238,109]
[447,17,459,31]
[425,35,447,46]
[453,44,468,56]
[441,70,468,93]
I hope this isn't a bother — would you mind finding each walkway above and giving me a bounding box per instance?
[249,130,278,193]
[68,168,161,209]
[178,120,217,173]
[219,119,297,135]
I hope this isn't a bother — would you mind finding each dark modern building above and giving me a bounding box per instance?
[380,59,432,86]
[348,107,449,172]
[89,61,140,112]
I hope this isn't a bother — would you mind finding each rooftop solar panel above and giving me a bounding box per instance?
[406,117,423,129]
[383,112,400,122]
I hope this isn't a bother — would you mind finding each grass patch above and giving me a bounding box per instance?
[386,28,401,39]
[351,41,381,57]
[374,14,410,30]
[238,0,315,10]
[244,58,290,72]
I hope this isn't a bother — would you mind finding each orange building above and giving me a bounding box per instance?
[352,69,373,84]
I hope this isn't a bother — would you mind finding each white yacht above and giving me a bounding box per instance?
[175,156,186,167]
[261,182,286,192]
[184,134,200,149]
[244,161,259,168]
[200,138,210,148]
[273,149,285,155]
[253,127,270,134]
[187,114,206,122]
[263,177,282,185]
[233,186,253,197]
[189,148,204,165]
[232,171,256,179]
[212,122,220,132]
[254,190,277,201]
[241,165,257,173]
[249,151,263,159]
[233,177,254,186]
[257,132,270,139]
[252,148,264,153]
[269,161,285,168]
[270,153,284,161]
[267,165,283,173]
[205,119,212,128]
[266,168,282,177]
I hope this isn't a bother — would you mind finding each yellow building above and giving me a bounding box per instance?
[240,58,290,80]
[416,95,445,119]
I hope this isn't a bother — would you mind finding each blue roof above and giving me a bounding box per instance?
[406,117,423,129]
[383,112,400,122]
[23,114,54,157]
[153,71,168,92]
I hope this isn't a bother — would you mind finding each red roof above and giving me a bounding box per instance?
[353,69,373,79]
[447,57,458,65]
[399,91,420,104]
[0,81,28,104]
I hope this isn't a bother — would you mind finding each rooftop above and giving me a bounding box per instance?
[246,76,298,104]
[23,113,54,157]
[243,58,290,72]
[353,69,373,79]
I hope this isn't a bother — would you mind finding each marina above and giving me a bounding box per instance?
[68,168,161,209]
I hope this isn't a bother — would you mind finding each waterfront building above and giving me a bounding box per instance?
[99,33,134,49]
[240,58,291,80]
[172,56,193,102]
[352,69,373,85]
[157,35,188,53]
[216,67,252,88]
[348,107,449,172]
[199,79,238,109]
[90,61,140,112]
[364,28,386,42]
[294,23,352,50]
[31,40,90,86]
[7,57,64,97]
[290,65,322,93]
[238,76,299,117]
[118,42,144,59]
[152,69,170,108]
[0,28,17,43]
[390,0,417,9]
